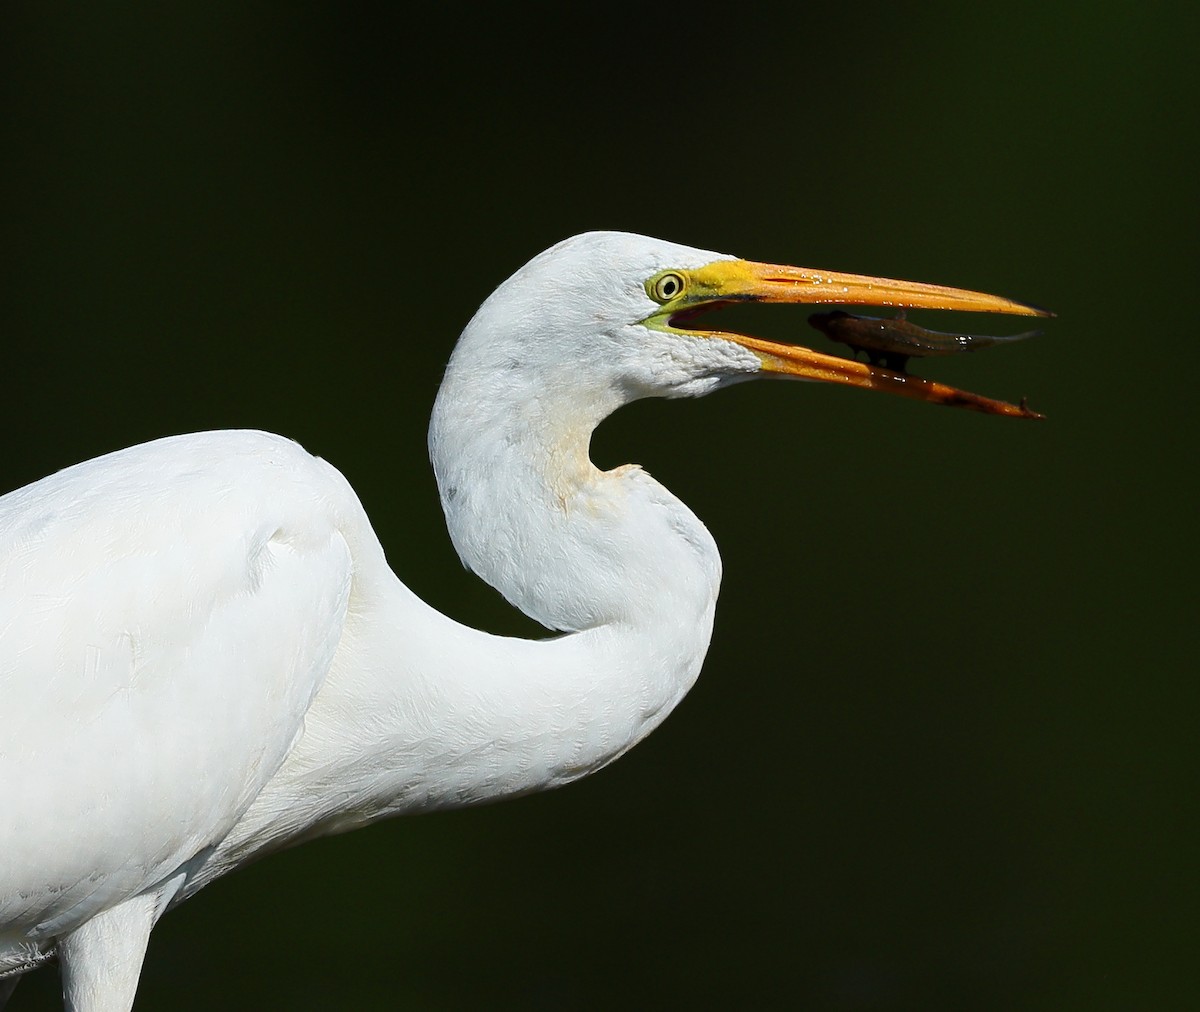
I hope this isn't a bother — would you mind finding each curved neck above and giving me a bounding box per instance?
[405,342,725,790]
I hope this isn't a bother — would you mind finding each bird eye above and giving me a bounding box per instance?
[650,272,686,303]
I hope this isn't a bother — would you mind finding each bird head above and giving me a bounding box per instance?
[452,231,1046,420]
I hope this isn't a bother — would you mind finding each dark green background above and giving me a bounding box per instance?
[3,3,1193,1009]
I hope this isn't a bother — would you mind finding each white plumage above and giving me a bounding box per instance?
[0,232,1042,1010]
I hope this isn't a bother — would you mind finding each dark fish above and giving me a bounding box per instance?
[808,310,1040,374]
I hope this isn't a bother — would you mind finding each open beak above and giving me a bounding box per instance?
[670,259,1050,418]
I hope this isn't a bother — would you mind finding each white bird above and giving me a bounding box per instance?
[0,232,1044,1010]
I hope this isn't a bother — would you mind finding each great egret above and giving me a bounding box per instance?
[0,232,1044,1010]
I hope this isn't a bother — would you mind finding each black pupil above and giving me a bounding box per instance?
[662,278,677,296]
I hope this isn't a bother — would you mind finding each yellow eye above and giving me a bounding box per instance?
[650,272,686,303]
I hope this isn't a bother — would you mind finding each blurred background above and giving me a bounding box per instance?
[2,2,1193,1008]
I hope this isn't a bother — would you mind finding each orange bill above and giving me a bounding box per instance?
[646,258,1050,418]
